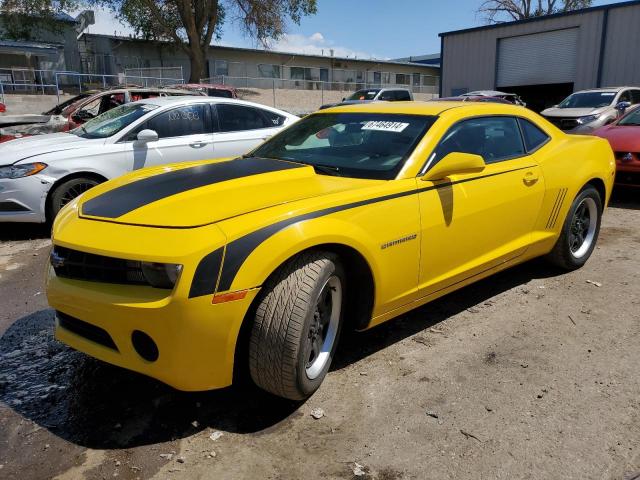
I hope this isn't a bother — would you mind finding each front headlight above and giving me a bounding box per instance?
[0,162,47,179]
[577,114,600,125]
[141,262,183,289]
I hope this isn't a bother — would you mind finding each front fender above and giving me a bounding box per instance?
[228,216,383,298]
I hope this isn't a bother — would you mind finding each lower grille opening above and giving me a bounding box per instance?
[615,171,640,185]
[57,312,118,351]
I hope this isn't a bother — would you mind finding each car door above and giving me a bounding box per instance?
[417,115,546,296]
[211,103,286,158]
[123,103,214,169]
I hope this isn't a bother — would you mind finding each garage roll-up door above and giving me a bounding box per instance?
[497,28,578,87]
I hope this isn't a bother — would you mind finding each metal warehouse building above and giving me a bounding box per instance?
[439,0,640,111]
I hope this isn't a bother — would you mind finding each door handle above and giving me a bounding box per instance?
[189,141,209,148]
[523,171,539,185]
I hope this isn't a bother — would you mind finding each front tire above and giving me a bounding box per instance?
[546,185,602,270]
[48,176,101,220]
[249,251,345,400]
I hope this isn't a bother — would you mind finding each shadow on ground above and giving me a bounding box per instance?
[610,187,640,211]
[0,223,50,241]
[0,259,561,450]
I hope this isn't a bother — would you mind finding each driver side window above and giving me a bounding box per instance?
[429,116,526,168]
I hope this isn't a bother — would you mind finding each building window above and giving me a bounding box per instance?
[290,67,305,80]
[214,60,228,76]
[258,64,281,78]
[413,73,421,86]
[396,74,410,85]
[373,72,381,84]
[320,68,328,82]
[382,72,391,84]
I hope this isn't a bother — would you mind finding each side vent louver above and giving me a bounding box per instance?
[546,188,568,229]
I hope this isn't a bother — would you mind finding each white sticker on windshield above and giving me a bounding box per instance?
[361,121,410,132]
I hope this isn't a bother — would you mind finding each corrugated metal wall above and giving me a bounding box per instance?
[599,4,640,87]
[441,9,607,96]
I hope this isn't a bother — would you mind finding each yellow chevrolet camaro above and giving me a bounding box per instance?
[46,101,615,400]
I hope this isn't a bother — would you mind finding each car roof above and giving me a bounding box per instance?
[132,95,296,114]
[319,100,526,116]
[175,83,237,91]
[575,87,632,93]
[464,90,515,96]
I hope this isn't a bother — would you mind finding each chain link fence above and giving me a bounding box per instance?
[0,68,186,104]
[200,75,439,115]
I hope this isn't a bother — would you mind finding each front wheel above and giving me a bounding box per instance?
[546,185,602,270]
[48,177,101,221]
[249,251,345,400]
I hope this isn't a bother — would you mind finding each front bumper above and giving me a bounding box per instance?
[48,267,259,391]
[0,175,49,222]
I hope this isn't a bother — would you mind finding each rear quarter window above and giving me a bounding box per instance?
[518,118,550,152]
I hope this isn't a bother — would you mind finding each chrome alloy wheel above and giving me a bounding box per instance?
[569,197,597,259]
[305,275,342,380]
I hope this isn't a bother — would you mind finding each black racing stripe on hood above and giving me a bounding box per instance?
[81,157,305,219]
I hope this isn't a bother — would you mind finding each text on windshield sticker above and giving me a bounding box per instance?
[361,121,409,132]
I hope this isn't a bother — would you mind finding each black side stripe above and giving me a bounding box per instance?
[210,165,534,293]
[547,188,567,229]
[82,157,305,219]
[189,247,224,298]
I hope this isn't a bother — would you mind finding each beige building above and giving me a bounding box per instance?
[79,34,439,93]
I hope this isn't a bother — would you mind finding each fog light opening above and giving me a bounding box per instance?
[131,330,159,362]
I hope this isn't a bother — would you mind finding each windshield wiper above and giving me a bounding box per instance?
[310,164,342,176]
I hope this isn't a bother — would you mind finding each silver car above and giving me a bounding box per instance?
[541,87,640,133]
[0,96,298,223]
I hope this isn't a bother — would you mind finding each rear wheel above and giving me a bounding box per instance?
[546,185,602,270]
[48,177,100,220]
[249,251,345,400]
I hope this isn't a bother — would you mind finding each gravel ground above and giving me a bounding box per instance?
[0,191,638,480]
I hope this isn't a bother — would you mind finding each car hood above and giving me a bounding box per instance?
[0,114,51,127]
[592,124,640,151]
[0,132,99,165]
[77,157,375,228]
[541,106,609,118]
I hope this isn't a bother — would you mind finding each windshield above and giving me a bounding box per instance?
[72,103,158,139]
[251,113,436,180]
[346,89,380,101]
[45,93,92,115]
[618,108,640,126]
[558,91,617,109]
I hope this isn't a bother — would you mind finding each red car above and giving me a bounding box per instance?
[0,102,6,113]
[593,106,640,187]
[0,87,200,143]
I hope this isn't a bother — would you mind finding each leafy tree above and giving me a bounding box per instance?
[94,0,318,82]
[0,0,80,40]
[478,0,592,22]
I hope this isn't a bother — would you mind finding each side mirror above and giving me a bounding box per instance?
[136,129,159,143]
[421,152,486,181]
[341,97,345,101]
[616,101,631,114]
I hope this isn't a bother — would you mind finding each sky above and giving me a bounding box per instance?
[77,0,625,60]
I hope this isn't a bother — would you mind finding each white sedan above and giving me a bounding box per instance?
[0,96,298,223]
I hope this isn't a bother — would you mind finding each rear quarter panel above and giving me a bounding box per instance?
[530,131,615,255]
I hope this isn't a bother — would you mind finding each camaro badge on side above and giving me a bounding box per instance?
[381,234,417,250]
